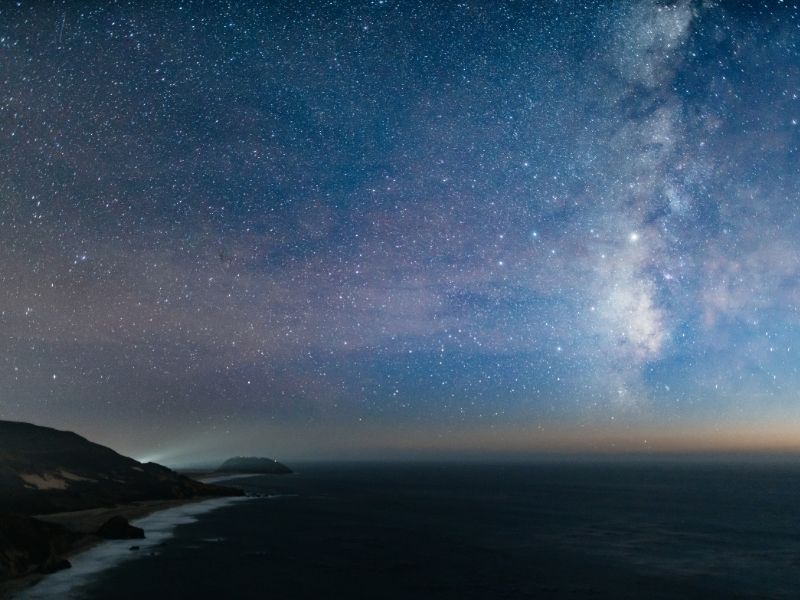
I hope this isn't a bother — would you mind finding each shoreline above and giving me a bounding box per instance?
[2,496,247,598]
[37,497,206,536]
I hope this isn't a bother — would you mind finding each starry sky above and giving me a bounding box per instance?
[2,0,800,463]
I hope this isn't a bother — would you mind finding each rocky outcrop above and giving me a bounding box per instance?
[0,514,75,581]
[95,516,145,540]
[216,456,293,475]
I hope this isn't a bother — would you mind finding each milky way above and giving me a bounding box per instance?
[2,1,799,461]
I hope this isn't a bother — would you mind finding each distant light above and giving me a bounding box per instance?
[629,232,640,243]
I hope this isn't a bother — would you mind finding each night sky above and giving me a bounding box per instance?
[2,1,800,463]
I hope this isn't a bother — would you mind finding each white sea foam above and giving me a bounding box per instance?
[16,497,251,599]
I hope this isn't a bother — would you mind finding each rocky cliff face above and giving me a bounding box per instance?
[0,514,76,581]
[0,420,242,515]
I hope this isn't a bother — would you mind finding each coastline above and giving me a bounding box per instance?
[3,496,249,599]
[37,498,207,536]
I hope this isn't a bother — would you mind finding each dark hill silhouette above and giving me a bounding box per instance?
[0,420,242,515]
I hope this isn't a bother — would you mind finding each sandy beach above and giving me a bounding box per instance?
[35,498,203,535]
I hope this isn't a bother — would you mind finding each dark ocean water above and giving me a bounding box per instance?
[28,462,800,599]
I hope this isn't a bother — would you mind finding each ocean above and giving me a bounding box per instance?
[19,462,800,599]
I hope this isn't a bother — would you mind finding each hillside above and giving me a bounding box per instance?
[0,420,242,515]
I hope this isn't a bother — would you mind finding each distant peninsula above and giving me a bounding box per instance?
[0,420,243,590]
[215,456,293,475]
